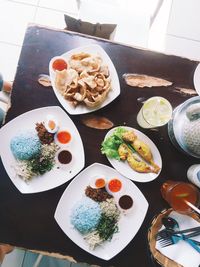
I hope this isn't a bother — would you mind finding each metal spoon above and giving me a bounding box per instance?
[162,216,179,230]
[160,216,200,247]
[157,216,200,239]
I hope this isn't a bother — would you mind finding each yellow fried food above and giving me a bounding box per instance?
[122,131,137,143]
[132,139,160,173]
[127,154,153,173]
[118,143,157,173]
[118,143,131,160]
[132,138,153,163]
[122,130,153,162]
[55,52,111,108]
[122,130,160,174]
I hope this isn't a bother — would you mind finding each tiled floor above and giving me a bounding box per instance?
[0,0,165,81]
[0,0,78,81]
[2,248,97,267]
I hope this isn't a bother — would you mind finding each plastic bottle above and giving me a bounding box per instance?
[187,164,200,188]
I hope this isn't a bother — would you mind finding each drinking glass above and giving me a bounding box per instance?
[137,96,172,128]
[161,180,200,214]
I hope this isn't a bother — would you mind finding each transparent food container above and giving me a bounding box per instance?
[168,96,200,158]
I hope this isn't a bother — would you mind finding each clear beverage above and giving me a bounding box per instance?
[161,180,200,214]
[137,96,172,128]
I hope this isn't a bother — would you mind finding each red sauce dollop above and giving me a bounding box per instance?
[57,131,71,144]
[52,59,68,71]
[108,178,122,192]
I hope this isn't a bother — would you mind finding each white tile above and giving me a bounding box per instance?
[7,0,39,5]
[148,0,172,52]
[79,0,149,48]
[38,0,78,14]
[0,42,21,81]
[0,1,37,45]
[165,34,200,61]
[114,11,149,48]
[1,248,25,267]
[34,7,66,29]
[167,0,200,41]
[79,0,119,24]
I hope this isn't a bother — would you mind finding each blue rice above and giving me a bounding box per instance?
[71,197,101,234]
[10,130,41,160]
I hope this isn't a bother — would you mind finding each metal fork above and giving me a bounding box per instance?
[156,227,200,241]
[159,232,200,253]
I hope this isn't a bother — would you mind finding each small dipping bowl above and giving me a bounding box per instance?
[106,178,123,196]
[116,194,134,214]
[55,129,72,146]
[49,56,68,72]
[56,149,73,170]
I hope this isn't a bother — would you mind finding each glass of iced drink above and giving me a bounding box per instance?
[137,96,172,128]
[161,180,200,214]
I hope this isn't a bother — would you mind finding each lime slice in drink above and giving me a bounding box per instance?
[142,97,172,127]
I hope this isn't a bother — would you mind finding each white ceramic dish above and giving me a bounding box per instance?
[103,126,162,182]
[54,163,148,260]
[49,44,120,115]
[0,106,85,193]
[193,63,200,95]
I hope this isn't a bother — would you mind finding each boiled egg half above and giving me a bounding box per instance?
[89,175,107,189]
[44,115,59,134]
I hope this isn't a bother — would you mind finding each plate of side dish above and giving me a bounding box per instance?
[54,163,149,260]
[0,106,85,193]
[49,44,120,115]
[101,126,162,182]
[193,63,200,95]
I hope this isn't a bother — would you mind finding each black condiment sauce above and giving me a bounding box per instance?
[118,195,133,210]
[58,150,72,164]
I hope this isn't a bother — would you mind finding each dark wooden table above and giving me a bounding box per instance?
[0,24,199,267]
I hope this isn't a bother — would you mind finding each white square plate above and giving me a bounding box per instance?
[54,163,148,260]
[0,106,85,193]
[104,126,162,182]
[49,44,120,115]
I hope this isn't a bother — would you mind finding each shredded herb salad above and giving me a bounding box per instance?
[11,124,59,181]
[71,189,120,250]
[101,127,135,160]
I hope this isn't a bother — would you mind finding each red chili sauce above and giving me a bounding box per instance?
[108,178,122,193]
[52,59,68,71]
[57,131,71,144]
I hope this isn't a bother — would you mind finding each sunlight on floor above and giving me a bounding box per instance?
[0,0,171,81]
[148,0,172,52]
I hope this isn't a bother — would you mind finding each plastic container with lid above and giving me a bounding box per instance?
[168,96,200,158]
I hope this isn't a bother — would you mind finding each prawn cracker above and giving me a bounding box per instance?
[81,115,114,130]
[38,74,52,87]
[123,73,172,88]
[173,87,197,96]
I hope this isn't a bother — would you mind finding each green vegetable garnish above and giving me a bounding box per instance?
[101,127,135,160]
[96,213,118,241]
[29,157,54,175]
[101,135,123,160]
